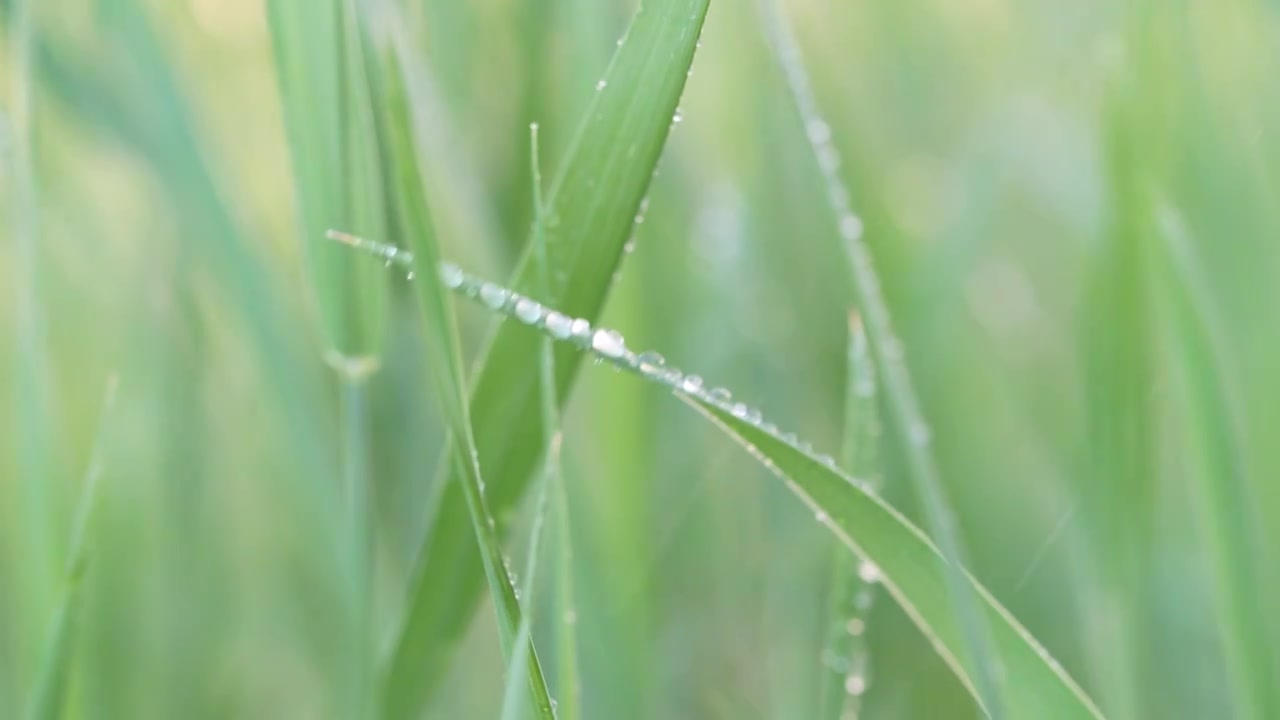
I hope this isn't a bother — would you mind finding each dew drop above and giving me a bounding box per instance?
[844,674,867,696]
[563,609,578,625]
[592,329,627,358]
[708,387,732,404]
[438,262,464,289]
[818,454,837,468]
[545,311,572,340]
[637,351,666,373]
[570,318,592,343]
[406,271,415,280]
[858,560,881,583]
[807,119,832,144]
[480,282,509,310]
[672,108,684,124]
[731,403,749,419]
[846,618,865,636]
[515,298,543,325]
[681,374,704,393]
[815,510,829,522]
[596,79,608,90]
[840,214,864,241]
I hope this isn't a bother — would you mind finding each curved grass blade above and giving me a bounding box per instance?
[27,376,118,720]
[328,240,1106,719]
[755,1,1007,715]
[368,29,555,720]
[1153,205,1279,720]
[817,314,881,719]
[383,1,710,714]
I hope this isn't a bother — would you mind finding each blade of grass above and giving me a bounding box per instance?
[1153,204,1279,720]
[330,240,1106,719]
[367,27,555,720]
[27,376,118,720]
[755,1,1007,715]
[264,1,391,715]
[531,122,582,720]
[383,1,709,714]
[817,314,881,719]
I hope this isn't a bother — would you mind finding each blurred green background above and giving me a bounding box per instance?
[3,0,1279,717]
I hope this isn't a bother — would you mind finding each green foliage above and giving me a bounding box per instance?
[5,0,1280,718]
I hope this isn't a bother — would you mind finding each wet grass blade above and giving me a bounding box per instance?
[383,1,709,714]
[368,29,555,720]
[27,376,118,720]
[756,0,1006,714]
[817,314,881,718]
[328,242,1106,719]
[532,123,582,720]
[1153,206,1279,720]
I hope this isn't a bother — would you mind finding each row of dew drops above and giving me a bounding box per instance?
[326,230,879,505]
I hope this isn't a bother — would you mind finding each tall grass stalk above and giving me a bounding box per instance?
[817,314,881,719]
[531,123,582,720]
[382,3,709,712]
[756,1,1006,714]
[368,28,555,718]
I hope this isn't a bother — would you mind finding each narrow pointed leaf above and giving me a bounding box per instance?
[384,0,710,713]
[368,28,555,720]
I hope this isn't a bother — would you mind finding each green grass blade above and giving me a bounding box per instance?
[264,2,391,715]
[265,0,387,362]
[328,243,1106,719]
[531,122,582,720]
[756,1,1007,714]
[27,376,118,720]
[817,314,881,719]
[368,28,555,720]
[384,1,709,713]
[1153,205,1279,720]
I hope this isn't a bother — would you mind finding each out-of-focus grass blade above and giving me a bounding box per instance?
[27,376,118,720]
[7,0,60,659]
[756,1,1006,714]
[265,0,387,362]
[385,1,709,714]
[1153,206,1279,720]
[264,2,389,715]
[323,244,1106,720]
[368,28,555,720]
[817,314,881,719]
